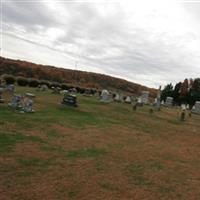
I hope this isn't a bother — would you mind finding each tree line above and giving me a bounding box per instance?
[161,78,200,108]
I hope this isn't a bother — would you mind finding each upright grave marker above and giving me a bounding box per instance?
[100,90,111,103]
[62,93,77,107]
[165,97,173,107]
[155,86,161,111]
[192,101,200,115]
[125,96,131,104]
[141,91,149,104]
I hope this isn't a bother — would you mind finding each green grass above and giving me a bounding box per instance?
[0,131,44,153]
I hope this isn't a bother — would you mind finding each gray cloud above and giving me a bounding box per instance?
[2,0,200,87]
[3,1,57,27]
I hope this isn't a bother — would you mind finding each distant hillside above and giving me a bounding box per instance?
[0,56,157,96]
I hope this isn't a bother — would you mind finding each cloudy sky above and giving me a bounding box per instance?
[1,0,200,88]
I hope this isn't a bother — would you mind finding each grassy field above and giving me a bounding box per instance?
[0,87,200,200]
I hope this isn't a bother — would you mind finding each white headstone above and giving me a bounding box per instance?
[181,104,186,111]
[165,97,173,107]
[125,96,131,103]
[192,101,200,114]
[100,90,110,102]
[140,91,149,104]
[114,93,120,102]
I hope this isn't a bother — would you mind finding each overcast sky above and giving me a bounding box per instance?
[1,0,200,88]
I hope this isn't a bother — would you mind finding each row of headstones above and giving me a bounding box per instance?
[36,84,78,95]
[100,90,150,104]
[163,96,200,115]
[2,84,200,115]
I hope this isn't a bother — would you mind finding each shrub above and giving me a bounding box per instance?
[61,83,69,90]
[29,79,40,87]
[17,77,28,86]
[79,87,86,94]
[2,74,16,84]
[40,80,50,87]
[75,86,81,93]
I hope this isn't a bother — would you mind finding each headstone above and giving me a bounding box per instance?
[69,88,77,94]
[125,96,131,104]
[40,84,48,92]
[0,88,5,103]
[137,97,143,106]
[83,89,92,97]
[140,91,149,104]
[25,93,36,98]
[21,94,35,113]
[192,101,200,114]
[114,93,120,102]
[100,90,111,103]
[6,84,15,94]
[155,86,161,111]
[60,90,69,95]
[181,104,186,111]
[165,97,173,107]
[62,93,77,107]
[8,94,22,109]
[52,87,61,94]
[9,93,35,113]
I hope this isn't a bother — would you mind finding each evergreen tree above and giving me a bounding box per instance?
[161,83,173,101]
[173,82,182,105]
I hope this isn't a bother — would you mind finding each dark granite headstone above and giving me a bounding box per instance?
[62,94,77,107]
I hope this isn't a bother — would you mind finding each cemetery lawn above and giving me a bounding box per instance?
[1,86,200,200]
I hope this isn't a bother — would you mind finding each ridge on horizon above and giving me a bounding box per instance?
[0,56,157,96]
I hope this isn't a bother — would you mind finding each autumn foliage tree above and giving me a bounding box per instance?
[162,78,200,107]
